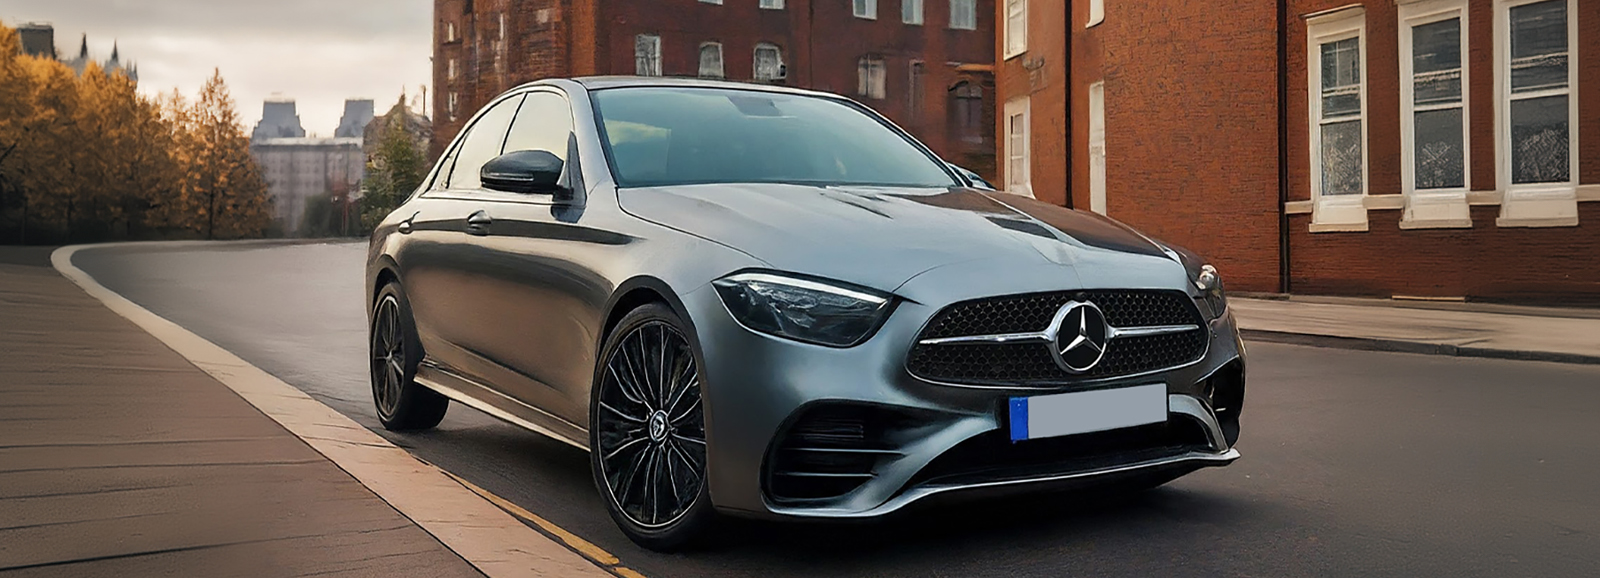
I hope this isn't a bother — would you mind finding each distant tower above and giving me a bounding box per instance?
[334,99,376,139]
[17,23,56,58]
[251,98,308,142]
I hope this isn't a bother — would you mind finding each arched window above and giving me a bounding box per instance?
[699,42,725,78]
[754,43,785,81]
[949,81,984,142]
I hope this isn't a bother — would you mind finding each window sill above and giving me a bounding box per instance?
[1284,200,1314,215]
[1495,216,1579,228]
[1309,221,1369,233]
[1399,218,1472,230]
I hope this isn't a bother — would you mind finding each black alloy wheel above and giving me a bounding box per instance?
[370,282,448,431]
[591,303,713,551]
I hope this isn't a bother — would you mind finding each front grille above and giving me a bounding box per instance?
[906,419,1212,489]
[907,290,1207,386]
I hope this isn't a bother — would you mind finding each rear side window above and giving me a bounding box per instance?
[445,95,524,190]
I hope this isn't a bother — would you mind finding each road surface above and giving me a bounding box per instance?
[73,241,1600,577]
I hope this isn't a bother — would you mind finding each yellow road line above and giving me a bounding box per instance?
[443,471,644,577]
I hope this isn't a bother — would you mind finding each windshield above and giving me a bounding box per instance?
[592,86,957,189]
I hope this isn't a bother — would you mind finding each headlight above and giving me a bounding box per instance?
[713,272,892,347]
[1193,264,1228,319]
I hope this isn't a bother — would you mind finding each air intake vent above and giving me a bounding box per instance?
[765,404,925,503]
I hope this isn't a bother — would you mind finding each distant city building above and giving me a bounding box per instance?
[13,23,138,82]
[248,98,367,234]
[17,22,54,57]
[250,137,365,235]
[251,99,307,141]
[334,99,376,139]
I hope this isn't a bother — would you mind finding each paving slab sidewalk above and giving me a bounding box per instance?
[1232,296,1600,364]
[0,249,485,578]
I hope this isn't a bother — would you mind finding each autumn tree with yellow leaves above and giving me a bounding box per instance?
[0,22,271,243]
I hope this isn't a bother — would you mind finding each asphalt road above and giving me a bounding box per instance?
[74,241,1600,577]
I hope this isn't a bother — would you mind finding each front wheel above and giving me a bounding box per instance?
[370,282,448,431]
[590,303,715,551]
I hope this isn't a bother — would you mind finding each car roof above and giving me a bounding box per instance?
[527,76,846,101]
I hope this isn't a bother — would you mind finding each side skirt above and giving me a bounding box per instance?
[416,360,591,451]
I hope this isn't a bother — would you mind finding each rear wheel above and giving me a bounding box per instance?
[590,303,714,551]
[370,282,448,431]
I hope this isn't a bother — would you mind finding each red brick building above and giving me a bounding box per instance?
[433,0,997,178]
[997,0,1598,303]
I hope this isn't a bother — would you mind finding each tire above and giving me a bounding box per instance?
[589,303,716,552]
[370,282,448,431]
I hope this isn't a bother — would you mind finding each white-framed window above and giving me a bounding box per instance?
[447,92,459,121]
[635,34,661,76]
[446,21,457,42]
[498,13,506,40]
[903,0,924,24]
[1400,0,1472,227]
[754,43,785,80]
[1004,0,1027,59]
[909,61,925,119]
[447,58,458,81]
[950,0,977,30]
[760,0,784,8]
[1004,97,1032,197]
[1306,9,1368,229]
[1088,0,1104,27]
[857,57,886,99]
[854,0,878,19]
[1492,0,1579,225]
[699,42,725,78]
[1089,81,1106,214]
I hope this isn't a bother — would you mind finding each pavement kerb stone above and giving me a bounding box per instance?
[51,243,618,578]
[1240,329,1600,365]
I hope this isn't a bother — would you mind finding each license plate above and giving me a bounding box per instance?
[1008,384,1167,442]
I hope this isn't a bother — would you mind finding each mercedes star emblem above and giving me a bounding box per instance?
[1051,301,1110,373]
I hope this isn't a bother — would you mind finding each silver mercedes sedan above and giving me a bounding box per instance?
[366,77,1244,551]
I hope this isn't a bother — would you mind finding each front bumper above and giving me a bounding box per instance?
[686,278,1246,520]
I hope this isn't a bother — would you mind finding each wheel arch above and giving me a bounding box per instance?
[598,276,699,353]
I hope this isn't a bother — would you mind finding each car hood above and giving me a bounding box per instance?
[617,184,1181,293]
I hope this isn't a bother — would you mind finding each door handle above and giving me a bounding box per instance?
[397,211,419,235]
[466,210,492,236]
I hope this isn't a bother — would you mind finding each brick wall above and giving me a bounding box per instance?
[1096,0,1282,293]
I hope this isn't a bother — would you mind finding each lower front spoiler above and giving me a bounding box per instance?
[758,447,1240,520]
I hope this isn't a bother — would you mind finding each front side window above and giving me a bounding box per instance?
[446,95,524,189]
[591,87,955,188]
[1407,13,1467,191]
[635,34,661,77]
[950,0,977,29]
[903,0,924,25]
[854,0,877,19]
[754,44,784,80]
[1318,36,1364,197]
[699,43,725,78]
[1506,0,1571,185]
[503,92,574,159]
[1004,0,1026,58]
[858,57,886,99]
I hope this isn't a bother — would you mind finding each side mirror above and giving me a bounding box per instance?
[481,150,564,194]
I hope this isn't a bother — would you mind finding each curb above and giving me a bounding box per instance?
[1240,329,1600,366]
[51,242,621,578]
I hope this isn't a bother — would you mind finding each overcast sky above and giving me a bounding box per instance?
[4,0,432,135]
